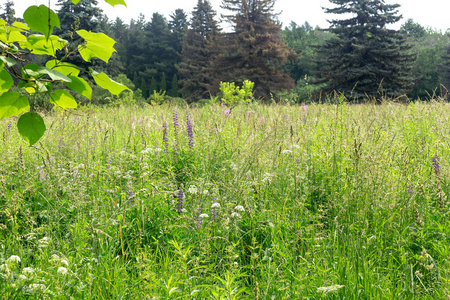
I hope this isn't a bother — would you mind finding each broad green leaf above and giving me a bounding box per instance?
[18,80,49,94]
[50,90,77,109]
[5,30,27,43]
[23,5,60,40]
[0,68,13,93]
[12,22,30,31]
[77,30,116,63]
[0,20,5,26]
[22,63,71,82]
[104,0,127,6]
[20,34,67,56]
[46,60,80,77]
[70,0,82,4]
[0,55,16,67]
[90,69,130,95]
[67,76,92,99]
[0,91,29,119]
[17,112,46,146]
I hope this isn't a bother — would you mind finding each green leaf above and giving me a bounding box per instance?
[46,60,80,77]
[17,112,46,146]
[104,0,127,6]
[50,90,77,109]
[90,69,130,95]
[70,0,82,4]
[39,68,72,82]
[67,76,92,99]
[12,22,30,31]
[23,5,60,40]
[0,91,29,119]
[0,68,14,93]
[20,34,67,56]
[77,30,116,63]
[22,63,71,82]
[0,55,16,67]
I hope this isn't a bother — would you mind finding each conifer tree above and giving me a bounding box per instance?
[149,77,158,95]
[216,0,297,100]
[160,72,167,92]
[0,0,16,25]
[171,74,179,97]
[315,0,416,101]
[177,0,220,102]
[441,43,450,98]
[140,78,148,98]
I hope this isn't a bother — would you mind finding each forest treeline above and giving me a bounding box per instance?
[2,0,450,103]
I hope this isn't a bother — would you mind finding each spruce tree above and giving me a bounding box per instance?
[315,0,416,101]
[149,77,158,95]
[160,72,167,92]
[216,0,297,100]
[140,78,148,98]
[177,0,220,102]
[171,74,179,97]
[441,43,450,98]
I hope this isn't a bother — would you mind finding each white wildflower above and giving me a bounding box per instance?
[281,149,292,154]
[231,212,241,219]
[61,259,69,267]
[29,283,46,292]
[141,148,152,154]
[57,267,68,275]
[262,172,274,183]
[6,255,21,263]
[17,275,27,281]
[211,202,221,209]
[234,205,245,212]
[181,208,188,213]
[202,190,209,195]
[199,214,209,218]
[188,185,198,194]
[317,284,345,294]
[0,264,8,272]
[230,163,239,171]
[22,267,34,275]
[50,254,60,260]
[38,237,51,248]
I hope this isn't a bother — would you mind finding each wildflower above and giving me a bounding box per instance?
[186,110,194,151]
[38,167,46,181]
[234,205,245,212]
[50,254,60,260]
[18,275,27,281]
[199,214,209,218]
[211,200,219,220]
[317,284,344,294]
[29,283,46,292]
[281,150,292,154]
[59,136,65,151]
[57,267,68,275]
[162,121,169,155]
[6,255,21,263]
[231,212,241,219]
[0,264,8,272]
[211,202,221,209]
[173,111,179,152]
[154,141,159,156]
[38,237,51,248]
[188,185,198,194]
[195,208,202,228]
[61,259,69,267]
[301,105,309,113]
[177,189,184,214]
[22,267,34,275]
[432,154,440,175]
[202,190,209,195]
[106,157,111,169]
[407,183,414,197]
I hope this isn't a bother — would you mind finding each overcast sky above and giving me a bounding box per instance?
[9,0,450,32]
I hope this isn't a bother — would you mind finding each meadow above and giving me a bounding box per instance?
[1,100,450,299]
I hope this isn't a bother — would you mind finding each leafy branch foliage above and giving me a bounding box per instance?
[0,0,129,145]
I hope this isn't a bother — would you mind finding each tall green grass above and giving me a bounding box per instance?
[1,100,450,299]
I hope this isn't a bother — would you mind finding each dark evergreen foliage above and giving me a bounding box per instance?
[315,0,416,101]
[216,0,297,100]
[177,0,220,102]
[441,42,450,98]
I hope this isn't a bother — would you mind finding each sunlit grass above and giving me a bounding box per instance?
[1,100,450,298]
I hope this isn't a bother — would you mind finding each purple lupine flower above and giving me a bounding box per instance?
[195,208,202,228]
[106,157,111,169]
[407,183,414,197]
[39,167,46,181]
[177,188,184,214]
[173,111,179,153]
[186,110,194,151]
[432,154,440,175]
[295,158,301,167]
[154,141,159,156]
[162,121,169,156]
[59,137,65,151]
[127,180,135,204]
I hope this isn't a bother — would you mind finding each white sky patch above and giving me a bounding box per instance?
[10,0,450,32]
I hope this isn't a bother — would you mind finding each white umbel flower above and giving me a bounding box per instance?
[6,255,21,263]
[211,202,221,209]
[22,267,34,275]
[234,205,245,212]
[57,267,68,275]
[198,214,209,218]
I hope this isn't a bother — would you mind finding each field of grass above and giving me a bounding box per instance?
[1,101,450,299]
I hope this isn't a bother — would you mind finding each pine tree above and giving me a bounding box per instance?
[441,43,450,99]
[171,74,179,97]
[149,77,158,95]
[315,0,416,101]
[160,72,167,92]
[132,71,139,91]
[177,0,220,102]
[215,0,297,101]
[169,9,188,54]
[0,0,16,25]
[140,78,148,98]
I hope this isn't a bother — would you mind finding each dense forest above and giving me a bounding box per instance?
[2,0,450,103]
